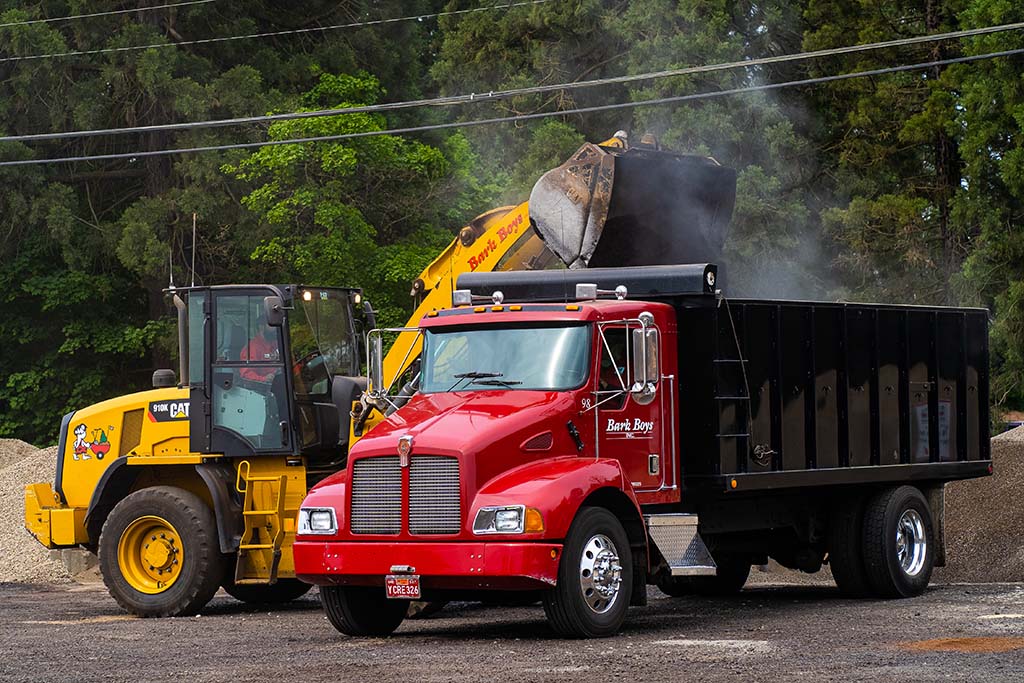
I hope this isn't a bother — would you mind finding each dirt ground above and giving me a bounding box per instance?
[2,581,1023,683]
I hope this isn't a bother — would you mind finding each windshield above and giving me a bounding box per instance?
[289,288,359,395]
[421,324,591,393]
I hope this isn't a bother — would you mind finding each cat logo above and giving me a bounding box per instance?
[148,400,190,423]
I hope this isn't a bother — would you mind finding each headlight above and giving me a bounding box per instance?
[298,507,338,535]
[473,505,544,535]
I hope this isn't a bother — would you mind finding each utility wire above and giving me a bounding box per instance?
[3,47,1021,168]
[3,18,1023,145]
[0,0,555,64]
[0,0,216,29]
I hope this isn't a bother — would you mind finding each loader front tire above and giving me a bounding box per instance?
[99,486,224,617]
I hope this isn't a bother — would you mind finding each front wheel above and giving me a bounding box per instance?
[861,485,935,598]
[98,486,224,617]
[543,507,632,638]
[321,586,407,636]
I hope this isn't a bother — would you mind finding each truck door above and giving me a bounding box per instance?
[595,325,666,492]
[192,289,296,456]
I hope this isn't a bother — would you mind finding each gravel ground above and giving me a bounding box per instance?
[1,582,1023,682]
[0,442,69,584]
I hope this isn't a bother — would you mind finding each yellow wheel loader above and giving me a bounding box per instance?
[23,133,736,616]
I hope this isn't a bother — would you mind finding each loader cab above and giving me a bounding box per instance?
[184,285,367,467]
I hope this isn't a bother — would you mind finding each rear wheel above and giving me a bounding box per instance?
[861,486,935,598]
[543,507,632,638]
[828,496,872,597]
[222,576,313,604]
[321,586,407,636]
[98,486,224,617]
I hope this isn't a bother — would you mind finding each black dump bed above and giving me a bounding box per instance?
[678,298,991,492]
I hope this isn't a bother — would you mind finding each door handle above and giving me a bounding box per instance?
[279,420,289,446]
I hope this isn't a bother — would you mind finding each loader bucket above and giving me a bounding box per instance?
[529,141,737,269]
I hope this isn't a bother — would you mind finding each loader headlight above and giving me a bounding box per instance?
[298,507,337,535]
[473,505,544,534]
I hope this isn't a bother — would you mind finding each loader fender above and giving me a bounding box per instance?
[195,463,243,554]
[473,456,644,542]
[84,458,140,543]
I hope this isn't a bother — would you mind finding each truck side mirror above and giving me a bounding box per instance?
[368,333,384,398]
[263,296,284,327]
[631,320,659,406]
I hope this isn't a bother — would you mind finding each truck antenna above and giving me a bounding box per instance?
[191,212,197,287]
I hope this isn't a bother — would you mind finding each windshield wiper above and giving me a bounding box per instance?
[448,371,503,392]
[471,378,522,387]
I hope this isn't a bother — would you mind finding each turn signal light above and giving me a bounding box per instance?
[525,507,545,533]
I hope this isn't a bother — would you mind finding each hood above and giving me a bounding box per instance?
[353,390,578,459]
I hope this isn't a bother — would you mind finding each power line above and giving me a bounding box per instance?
[3,18,1023,145]
[3,47,1021,168]
[0,0,555,64]
[0,0,217,29]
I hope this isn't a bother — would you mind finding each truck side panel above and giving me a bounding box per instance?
[678,300,990,488]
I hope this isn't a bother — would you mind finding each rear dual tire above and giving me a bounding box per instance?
[829,485,935,598]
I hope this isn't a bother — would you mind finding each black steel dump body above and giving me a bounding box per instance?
[677,298,991,492]
[457,264,993,493]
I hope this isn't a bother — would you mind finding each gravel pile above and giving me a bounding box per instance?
[936,426,1024,583]
[0,440,70,584]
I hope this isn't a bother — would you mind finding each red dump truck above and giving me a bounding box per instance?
[293,264,991,638]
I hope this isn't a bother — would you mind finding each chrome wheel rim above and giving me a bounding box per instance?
[896,509,927,577]
[578,533,622,614]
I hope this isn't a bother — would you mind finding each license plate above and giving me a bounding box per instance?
[385,574,421,599]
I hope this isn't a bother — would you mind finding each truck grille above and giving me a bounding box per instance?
[349,455,461,535]
[409,456,461,535]
[350,456,402,534]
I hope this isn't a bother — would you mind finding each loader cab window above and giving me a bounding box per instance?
[210,293,290,452]
[187,291,206,386]
[289,289,359,397]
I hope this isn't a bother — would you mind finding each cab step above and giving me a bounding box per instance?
[646,514,717,576]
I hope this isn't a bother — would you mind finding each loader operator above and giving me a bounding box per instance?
[239,310,280,382]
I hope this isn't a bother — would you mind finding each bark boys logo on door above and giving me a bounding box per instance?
[148,400,190,422]
[604,418,654,439]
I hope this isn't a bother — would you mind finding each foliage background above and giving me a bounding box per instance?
[0,0,1021,443]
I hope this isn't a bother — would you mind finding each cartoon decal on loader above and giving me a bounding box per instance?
[71,423,112,460]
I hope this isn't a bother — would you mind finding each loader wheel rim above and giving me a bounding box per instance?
[895,509,927,577]
[118,515,184,594]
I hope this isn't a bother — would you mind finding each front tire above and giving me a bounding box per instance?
[861,486,935,598]
[321,586,407,636]
[543,507,632,638]
[98,486,224,617]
